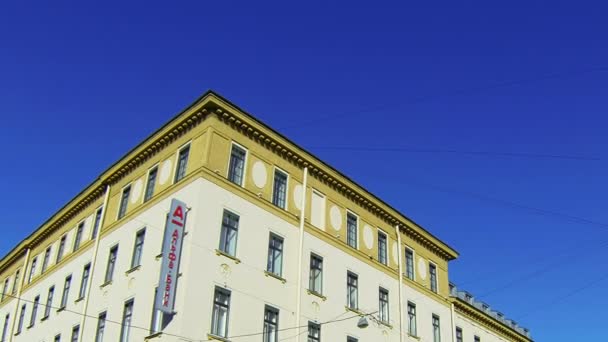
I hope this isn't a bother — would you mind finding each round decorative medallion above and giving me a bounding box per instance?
[159,159,173,185]
[293,184,303,210]
[131,178,143,204]
[391,241,399,265]
[329,206,342,231]
[363,225,374,249]
[252,161,267,188]
[418,257,427,280]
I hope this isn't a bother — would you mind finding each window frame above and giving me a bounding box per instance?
[405,247,415,280]
[120,299,134,342]
[95,311,107,342]
[210,287,231,338]
[42,246,52,274]
[56,235,67,264]
[143,165,159,203]
[218,210,240,257]
[432,314,441,342]
[79,263,91,300]
[16,304,25,334]
[263,305,279,342]
[130,228,146,269]
[378,287,390,323]
[44,286,54,318]
[346,271,358,310]
[173,143,191,184]
[266,233,284,277]
[117,184,131,220]
[377,229,388,265]
[91,207,103,240]
[308,253,323,295]
[346,211,358,249]
[307,321,321,342]
[227,142,248,187]
[104,245,119,283]
[271,167,289,209]
[407,301,417,336]
[73,221,84,252]
[28,257,38,283]
[60,275,72,309]
[429,262,438,293]
[455,327,463,342]
[29,295,39,327]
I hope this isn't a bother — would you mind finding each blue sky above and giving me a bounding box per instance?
[1,1,607,340]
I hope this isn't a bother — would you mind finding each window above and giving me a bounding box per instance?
[455,327,463,342]
[79,263,91,299]
[272,169,288,209]
[309,254,323,294]
[474,336,481,342]
[227,144,246,186]
[44,286,54,318]
[1,314,8,342]
[105,245,118,283]
[174,145,190,183]
[219,210,239,257]
[346,272,358,310]
[55,334,61,342]
[144,167,158,202]
[379,288,389,323]
[120,299,134,342]
[378,231,387,265]
[131,229,146,268]
[42,246,52,273]
[57,236,67,263]
[91,207,103,240]
[346,213,358,249]
[60,275,72,308]
[405,248,415,280]
[29,295,39,327]
[263,306,279,342]
[266,234,284,277]
[347,337,358,342]
[73,222,84,251]
[16,304,25,334]
[150,288,168,334]
[28,257,37,283]
[211,287,230,338]
[11,270,20,295]
[95,312,106,342]
[430,263,438,293]
[118,185,131,219]
[432,315,441,342]
[1,278,8,301]
[307,322,320,342]
[407,302,417,336]
[71,325,80,342]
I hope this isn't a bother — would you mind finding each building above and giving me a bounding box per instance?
[0,91,532,342]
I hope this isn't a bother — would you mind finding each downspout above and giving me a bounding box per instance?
[8,247,31,342]
[395,225,405,342]
[294,167,308,341]
[79,184,111,341]
[450,302,457,342]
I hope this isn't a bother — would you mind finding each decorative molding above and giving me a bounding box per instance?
[453,299,531,342]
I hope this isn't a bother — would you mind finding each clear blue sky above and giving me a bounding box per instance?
[1,2,607,340]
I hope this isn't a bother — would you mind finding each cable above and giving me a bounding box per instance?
[307,146,600,161]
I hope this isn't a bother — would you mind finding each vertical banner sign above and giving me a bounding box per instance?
[155,198,187,314]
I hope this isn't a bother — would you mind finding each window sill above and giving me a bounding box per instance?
[407,333,421,340]
[145,331,163,340]
[41,315,49,322]
[56,306,66,313]
[100,280,113,289]
[306,290,327,301]
[14,331,20,336]
[264,271,286,283]
[344,306,364,315]
[207,333,231,342]
[27,324,34,329]
[215,249,241,264]
[75,296,84,303]
[155,253,163,260]
[126,265,142,275]
[378,320,393,329]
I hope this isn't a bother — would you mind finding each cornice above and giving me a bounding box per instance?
[452,298,532,342]
[204,98,458,261]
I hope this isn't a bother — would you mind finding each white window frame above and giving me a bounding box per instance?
[404,246,416,281]
[226,141,248,187]
[345,210,359,249]
[172,142,191,184]
[143,163,159,203]
[377,228,388,265]
[429,261,439,293]
[117,183,132,220]
[271,166,289,210]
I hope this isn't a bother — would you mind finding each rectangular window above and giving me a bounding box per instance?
[150,288,168,334]
[379,288,389,323]
[11,270,20,295]
[79,263,91,299]
[347,337,358,342]
[211,287,231,338]
[28,257,37,283]
[105,245,118,283]
[16,304,25,334]
[309,254,323,294]
[73,222,84,251]
[307,322,320,342]
[1,314,9,342]
[263,306,279,342]
[29,295,39,327]
[60,275,72,308]
[57,236,66,263]
[346,272,358,310]
[1,278,8,301]
[267,234,284,277]
[310,190,326,229]
[272,169,288,209]
[96,312,106,342]
[219,210,239,257]
[405,248,415,280]
[378,231,388,265]
[474,336,481,342]
[131,229,146,268]
[174,145,190,183]
[120,299,134,342]
[118,185,131,219]
[44,286,54,318]
[91,207,103,240]
[144,167,158,202]
[42,246,52,273]
[430,263,438,293]
[71,325,79,342]
[407,302,417,336]
[455,327,463,342]
[227,144,246,186]
[346,212,358,249]
[55,334,61,342]
[432,315,441,342]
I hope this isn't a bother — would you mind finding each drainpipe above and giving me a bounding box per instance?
[79,184,111,341]
[395,225,405,342]
[294,167,308,342]
[8,247,31,342]
[450,302,457,342]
